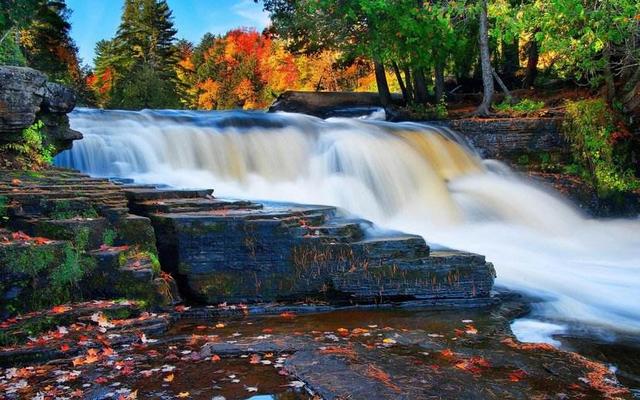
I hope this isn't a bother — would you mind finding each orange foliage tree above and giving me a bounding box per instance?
[183,28,376,110]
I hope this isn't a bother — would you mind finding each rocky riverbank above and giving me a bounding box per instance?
[0,293,632,399]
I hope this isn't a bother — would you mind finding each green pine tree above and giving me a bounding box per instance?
[107,0,180,109]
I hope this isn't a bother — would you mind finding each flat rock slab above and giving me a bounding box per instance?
[126,187,496,305]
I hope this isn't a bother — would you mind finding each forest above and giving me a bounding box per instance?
[1,0,638,115]
[2,0,639,197]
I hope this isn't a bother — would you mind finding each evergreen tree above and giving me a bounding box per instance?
[105,0,180,109]
[19,0,81,84]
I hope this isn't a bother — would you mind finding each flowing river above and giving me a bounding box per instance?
[55,108,640,342]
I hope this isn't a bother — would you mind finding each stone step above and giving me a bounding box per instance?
[123,188,214,202]
[305,219,369,241]
[349,235,431,261]
[135,198,260,214]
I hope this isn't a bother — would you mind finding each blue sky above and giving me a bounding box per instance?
[66,0,270,66]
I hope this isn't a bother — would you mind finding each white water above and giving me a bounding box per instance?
[56,108,640,336]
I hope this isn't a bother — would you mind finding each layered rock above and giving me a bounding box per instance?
[0,169,178,318]
[446,117,566,159]
[0,66,81,153]
[126,187,496,305]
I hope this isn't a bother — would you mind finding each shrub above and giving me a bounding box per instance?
[406,99,449,120]
[562,99,639,196]
[494,98,545,115]
[0,120,55,168]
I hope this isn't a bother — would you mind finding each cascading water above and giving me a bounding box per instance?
[56,108,640,337]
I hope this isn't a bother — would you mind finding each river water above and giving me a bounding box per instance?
[55,108,640,345]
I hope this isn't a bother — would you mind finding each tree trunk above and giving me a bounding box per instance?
[523,29,540,88]
[0,28,12,46]
[476,0,494,116]
[374,59,392,107]
[391,61,408,104]
[414,68,429,104]
[435,60,445,103]
[603,45,616,104]
[404,67,414,102]
[621,67,640,115]
[492,68,514,104]
[502,36,519,85]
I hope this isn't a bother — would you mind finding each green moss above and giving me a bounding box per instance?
[102,228,117,246]
[50,200,99,220]
[147,252,161,275]
[0,195,8,224]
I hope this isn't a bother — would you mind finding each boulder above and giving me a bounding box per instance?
[0,66,47,135]
[42,82,76,114]
[269,90,402,118]
[0,66,81,154]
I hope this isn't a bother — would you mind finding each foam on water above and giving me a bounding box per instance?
[56,108,640,336]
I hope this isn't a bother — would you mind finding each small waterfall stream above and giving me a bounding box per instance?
[56,108,640,337]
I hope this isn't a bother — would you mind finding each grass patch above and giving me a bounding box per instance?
[494,98,545,115]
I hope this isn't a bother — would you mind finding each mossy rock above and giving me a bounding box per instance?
[0,241,68,317]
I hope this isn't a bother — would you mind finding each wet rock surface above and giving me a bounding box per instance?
[0,297,632,399]
[528,171,640,217]
[125,187,496,305]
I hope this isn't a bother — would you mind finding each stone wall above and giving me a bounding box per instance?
[0,66,81,153]
[445,117,567,159]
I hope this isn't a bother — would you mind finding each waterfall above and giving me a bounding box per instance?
[56,108,640,335]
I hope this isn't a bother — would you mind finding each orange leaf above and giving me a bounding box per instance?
[440,349,455,358]
[163,373,174,382]
[211,354,221,362]
[509,369,527,382]
[280,311,296,319]
[249,354,261,364]
[52,305,71,314]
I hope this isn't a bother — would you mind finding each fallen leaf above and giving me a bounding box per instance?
[509,369,527,382]
[249,354,261,364]
[280,311,296,319]
[176,391,190,398]
[163,373,174,382]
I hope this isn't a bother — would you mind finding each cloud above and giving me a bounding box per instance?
[231,0,271,28]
